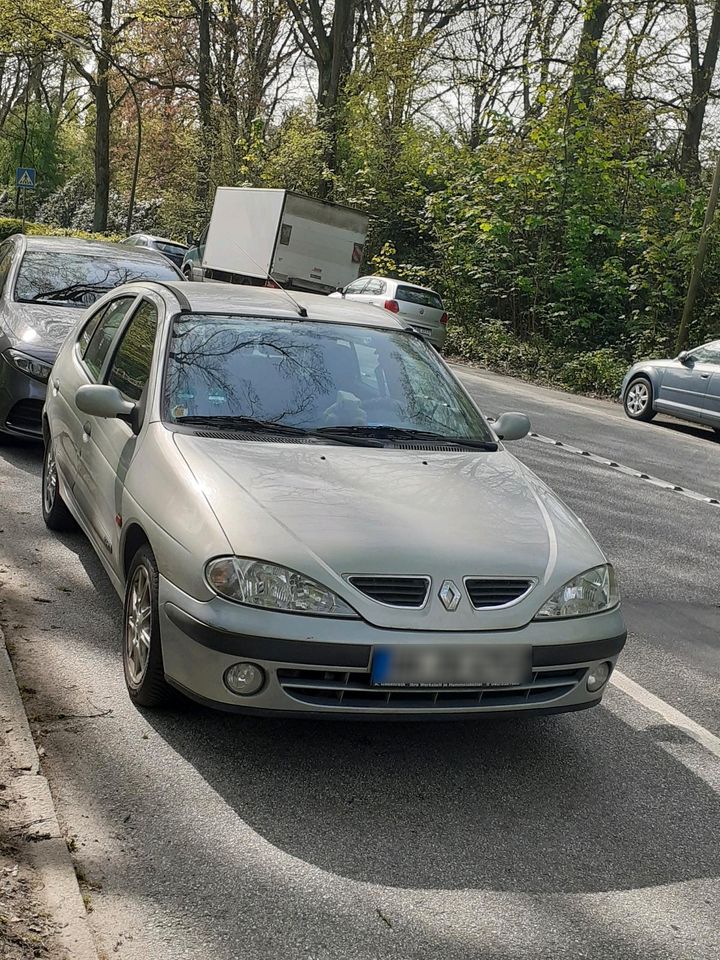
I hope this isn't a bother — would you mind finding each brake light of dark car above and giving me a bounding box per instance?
[384,299,400,313]
[440,312,449,325]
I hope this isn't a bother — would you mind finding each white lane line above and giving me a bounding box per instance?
[485,415,720,507]
[611,669,720,761]
[528,430,720,506]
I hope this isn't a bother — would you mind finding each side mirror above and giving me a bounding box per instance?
[186,230,196,247]
[75,384,135,422]
[677,350,691,364]
[494,411,531,442]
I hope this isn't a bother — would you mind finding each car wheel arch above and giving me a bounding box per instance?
[624,370,656,401]
[122,523,152,580]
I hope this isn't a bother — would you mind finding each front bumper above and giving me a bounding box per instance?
[0,356,46,438]
[159,577,626,718]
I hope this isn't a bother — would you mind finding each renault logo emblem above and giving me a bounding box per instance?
[439,580,461,611]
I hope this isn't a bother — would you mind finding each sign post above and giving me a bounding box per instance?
[15,167,36,231]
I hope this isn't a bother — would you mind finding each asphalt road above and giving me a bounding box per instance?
[1,365,719,960]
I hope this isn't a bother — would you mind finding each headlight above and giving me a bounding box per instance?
[205,557,359,617]
[4,349,52,383]
[533,564,619,620]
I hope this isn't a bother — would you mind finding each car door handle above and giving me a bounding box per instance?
[701,373,711,379]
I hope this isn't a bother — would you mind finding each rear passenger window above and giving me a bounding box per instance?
[395,285,443,310]
[107,300,159,402]
[82,297,136,380]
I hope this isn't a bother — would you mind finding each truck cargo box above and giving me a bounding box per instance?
[202,188,369,294]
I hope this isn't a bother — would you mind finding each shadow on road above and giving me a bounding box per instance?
[651,416,720,444]
[142,684,720,895]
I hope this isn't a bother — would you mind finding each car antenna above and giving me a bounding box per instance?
[220,234,308,318]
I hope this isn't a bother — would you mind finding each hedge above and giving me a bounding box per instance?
[0,217,123,243]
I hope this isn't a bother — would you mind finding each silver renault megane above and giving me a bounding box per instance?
[42,281,625,716]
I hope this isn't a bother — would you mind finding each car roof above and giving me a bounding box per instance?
[361,275,440,295]
[137,280,407,330]
[16,234,174,262]
[131,234,187,247]
[148,235,187,246]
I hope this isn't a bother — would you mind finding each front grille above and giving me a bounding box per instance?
[277,667,583,710]
[465,578,534,608]
[348,576,429,607]
[6,398,43,435]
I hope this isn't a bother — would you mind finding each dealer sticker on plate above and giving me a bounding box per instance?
[371,644,531,688]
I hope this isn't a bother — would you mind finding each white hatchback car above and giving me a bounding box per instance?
[330,276,448,349]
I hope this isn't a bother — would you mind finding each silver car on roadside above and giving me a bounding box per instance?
[42,282,625,717]
[0,235,183,439]
[621,339,720,434]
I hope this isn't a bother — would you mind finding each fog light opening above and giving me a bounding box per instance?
[586,661,611,693]
[224,662,265,696]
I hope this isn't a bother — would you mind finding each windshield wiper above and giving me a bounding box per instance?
[176,415,310,435]
[175,415,383,446]
[315,425,498,450]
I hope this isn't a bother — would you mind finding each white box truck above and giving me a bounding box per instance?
[198,187,369,294]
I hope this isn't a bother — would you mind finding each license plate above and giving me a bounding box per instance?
[371,645,531,688]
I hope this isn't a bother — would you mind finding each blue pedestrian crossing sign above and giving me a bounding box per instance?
[16,167,36,190]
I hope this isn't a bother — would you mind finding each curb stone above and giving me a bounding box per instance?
[0,626,101,960]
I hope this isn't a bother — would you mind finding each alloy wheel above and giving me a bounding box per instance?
[43,442,58,514]
[626,381,649,416]
[125,566,152,685]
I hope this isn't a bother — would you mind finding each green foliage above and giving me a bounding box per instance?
[0,217,123,243]
[445,321,629,397]
[412,93,720,389]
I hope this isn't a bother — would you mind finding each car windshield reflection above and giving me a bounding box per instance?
[164,314,494,443]
[14,251,180,307]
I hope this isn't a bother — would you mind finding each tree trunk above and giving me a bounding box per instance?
[680,0,720,178]
[92,0,112,233]
[195,0,213,218]
[316,0,357,198]
[571,0,611,106]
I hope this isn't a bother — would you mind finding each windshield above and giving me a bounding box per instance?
[14,250,180,307]
[164,315,493,442]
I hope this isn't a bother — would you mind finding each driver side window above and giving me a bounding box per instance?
[107,300,159,402]
[692,343,720,366]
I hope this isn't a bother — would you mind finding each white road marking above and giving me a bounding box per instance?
[484,414,720,507]
[611,669,720,761]
[527,429,720,506]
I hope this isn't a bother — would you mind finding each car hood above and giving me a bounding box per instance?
[1,301,82,358]
[174,436,607,630]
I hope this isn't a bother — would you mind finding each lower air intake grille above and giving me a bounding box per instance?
[277,667,583,710]
[465,578,534,608]
[348,576,429,607]
[6,399,43,435]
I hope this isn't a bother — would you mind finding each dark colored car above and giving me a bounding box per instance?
[0,234,183,439]
[121,234,189,269]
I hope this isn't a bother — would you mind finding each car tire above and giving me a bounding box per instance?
[42,437,77,532]
[123,544,175,708]
[623,377,656,422]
